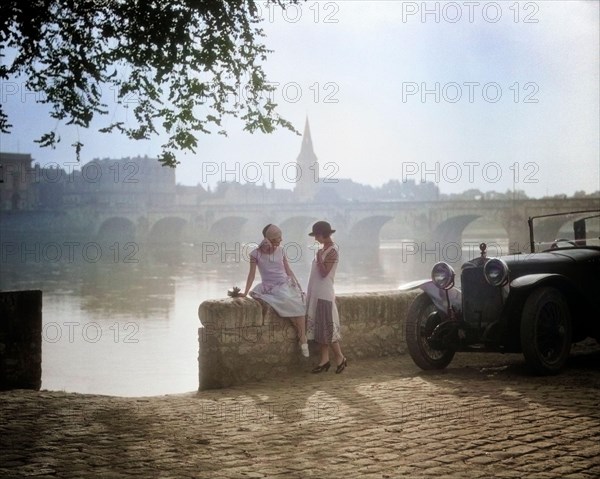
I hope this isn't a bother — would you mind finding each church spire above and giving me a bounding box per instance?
[301,117,314,154]
[294,116,319,201]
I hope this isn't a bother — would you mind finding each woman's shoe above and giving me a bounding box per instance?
[301,343,309,358]
[311,361,330,373]
[335,357,347,374]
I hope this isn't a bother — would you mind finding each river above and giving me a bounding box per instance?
[1,238,507,396]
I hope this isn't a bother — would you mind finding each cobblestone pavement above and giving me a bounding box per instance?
[2,344,599,479]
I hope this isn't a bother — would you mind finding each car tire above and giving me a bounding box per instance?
[405,292,456,370]
[520,287,572,375]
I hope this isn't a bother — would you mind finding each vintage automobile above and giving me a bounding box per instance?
[400,210,600,375]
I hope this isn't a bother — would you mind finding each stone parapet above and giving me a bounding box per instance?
[198,290,419,390]
[0,290,42,390]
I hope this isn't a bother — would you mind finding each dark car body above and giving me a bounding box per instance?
[401,210,600,374]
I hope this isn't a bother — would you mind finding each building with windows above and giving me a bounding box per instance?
[62,156,176,208]
[0,152,36,211]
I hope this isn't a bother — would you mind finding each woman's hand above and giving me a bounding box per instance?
[316,249,324,264]
[315,246,338,278]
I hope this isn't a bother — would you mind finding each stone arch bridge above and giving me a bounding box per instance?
[85,197,598,254]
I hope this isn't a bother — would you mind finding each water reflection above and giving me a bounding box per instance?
[79,262,174,318]
[0,238,506,396]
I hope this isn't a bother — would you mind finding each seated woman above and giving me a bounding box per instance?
[241,224,309,357]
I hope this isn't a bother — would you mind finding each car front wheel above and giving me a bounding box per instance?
[520,287,572,375]
[405,292,456,370]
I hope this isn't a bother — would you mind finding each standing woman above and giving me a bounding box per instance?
[241,224,309,357]
[306,221,347,373]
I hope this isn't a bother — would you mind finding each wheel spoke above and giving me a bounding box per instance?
[537,301,566,363]
[407,293,456,370]
[418,307,446,360]
[521,287,571,374]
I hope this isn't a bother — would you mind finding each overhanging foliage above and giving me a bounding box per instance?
[0,0,297,166]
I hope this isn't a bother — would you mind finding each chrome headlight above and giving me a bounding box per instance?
[431,262,455,290]
[484,258,509,287]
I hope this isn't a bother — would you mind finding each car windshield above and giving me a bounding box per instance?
[528,210,600,253]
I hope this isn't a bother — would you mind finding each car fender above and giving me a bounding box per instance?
[398,279,431,292]
[510,273,572,290]
[399,280,462,313]
[509,273,584,316]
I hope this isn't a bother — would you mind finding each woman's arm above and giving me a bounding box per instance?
[283,254,301,289]
[316,247,338,278]
[241,257,257,297]
[283,254,294,278]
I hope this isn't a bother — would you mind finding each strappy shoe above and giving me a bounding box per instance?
[311,361,330,373]
[335,357,347,374]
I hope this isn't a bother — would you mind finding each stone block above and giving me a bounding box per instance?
[198,297,263,330]
[0,290,42,390]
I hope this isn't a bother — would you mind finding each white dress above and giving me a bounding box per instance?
[249,247,305,317]
[306,244,341,344]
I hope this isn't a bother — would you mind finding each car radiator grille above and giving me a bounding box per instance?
[461,265,504,331]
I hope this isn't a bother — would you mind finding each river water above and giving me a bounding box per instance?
[1,239,505,396]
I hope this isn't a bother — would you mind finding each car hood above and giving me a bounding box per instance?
[498,248,600,266]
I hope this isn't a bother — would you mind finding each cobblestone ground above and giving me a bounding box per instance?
[1,343,599,479]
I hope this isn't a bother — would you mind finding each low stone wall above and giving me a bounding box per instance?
[198,290,419,390]
[0,290,42,390]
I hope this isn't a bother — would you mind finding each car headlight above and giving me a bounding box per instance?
[484,258,509,287]
[431,262,455,290]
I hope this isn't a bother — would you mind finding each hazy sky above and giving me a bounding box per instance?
[1,0,598,197]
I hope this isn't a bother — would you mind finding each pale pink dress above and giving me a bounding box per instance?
[249,246,305,317]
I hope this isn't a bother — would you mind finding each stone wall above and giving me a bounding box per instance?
[198,290,419,390]
[0,290,42,390]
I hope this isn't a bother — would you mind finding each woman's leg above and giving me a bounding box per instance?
[290,316,307,344]
[319,344,330,365]
[331,342,344,365]
[290,316,308,356]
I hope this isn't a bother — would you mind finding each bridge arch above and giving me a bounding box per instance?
[431,215,482,247]
[149,217,188,244]
[348,215,394,249]
[461,216,510,257]
[209,216,248,241]
[279,216,319,243]
[96,217,136,242]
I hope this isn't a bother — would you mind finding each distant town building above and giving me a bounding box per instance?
[176,184,211,206]
[0,151,83,210]
[0,152,36,210]
[62,156,176,208]
[1,120,452,212]
[204,181,294,205]
[0,153,180,210]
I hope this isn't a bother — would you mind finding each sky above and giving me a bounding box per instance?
[1,0,599,198]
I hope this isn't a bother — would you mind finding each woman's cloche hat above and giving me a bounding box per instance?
[309,221,336,237]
